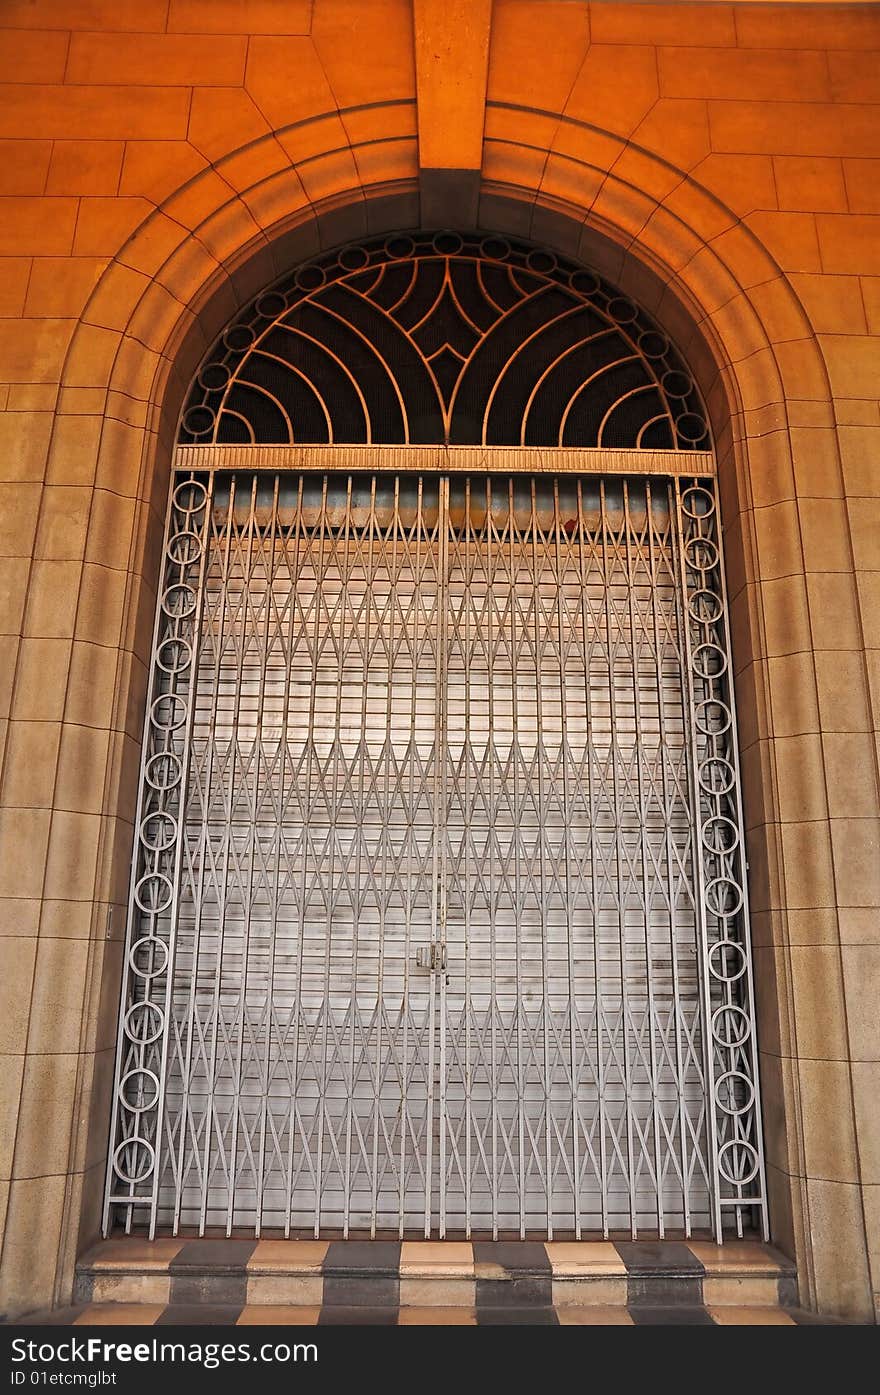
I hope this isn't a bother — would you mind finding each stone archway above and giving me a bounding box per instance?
[3,114,872,1319]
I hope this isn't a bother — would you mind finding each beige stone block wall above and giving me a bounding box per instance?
[0,0,877,1323]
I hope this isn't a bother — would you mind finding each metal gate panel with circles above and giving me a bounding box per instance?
[104,460,767,1242]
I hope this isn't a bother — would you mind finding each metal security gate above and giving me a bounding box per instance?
[105,456,767,1242]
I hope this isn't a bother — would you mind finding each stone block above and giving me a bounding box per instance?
[659,46,829,103]
[46,143,124,198]
[488,0,589,109]
[774,157,847,214]
[167,0,311,33]
[0,85,190,141]
[0,140,51,196]
[67,33,248,87]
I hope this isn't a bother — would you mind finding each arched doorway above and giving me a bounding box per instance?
[103,233,766,1245]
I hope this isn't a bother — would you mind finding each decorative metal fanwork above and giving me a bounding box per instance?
[179,233,711,451]
[105,466,766,1242]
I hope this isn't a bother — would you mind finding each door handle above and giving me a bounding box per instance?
[415,943,447,977]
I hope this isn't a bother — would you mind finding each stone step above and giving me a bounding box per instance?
[75,1238,797,1311]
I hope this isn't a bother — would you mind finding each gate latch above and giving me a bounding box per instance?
[415,943,447,975]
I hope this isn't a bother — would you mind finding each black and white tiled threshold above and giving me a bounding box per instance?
[50,1237,813,1325]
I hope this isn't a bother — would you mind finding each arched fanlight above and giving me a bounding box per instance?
[179,231,711,452]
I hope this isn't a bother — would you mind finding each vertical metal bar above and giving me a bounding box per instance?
[397,475,424,1236]
[644,479,693,1234]
[342,477,375,1236]
[226,474,280,1236]
[217,475,262,1235]
[622,480,664,1234]
[426,476,448,1235]
[530,478,553,1237]
[284,474,328,1236]
[507,478,527,1238]
[486,475,499,1239]
[599,479,638,1235]
[371,475,398,1238]
[259,476,303,1235]
[314,474,354,1236]
[197,473,252,1236]
[462,476,473,1237]
[437,476,450,1238]
[553,478,582,1237]
[574,479,608,1236]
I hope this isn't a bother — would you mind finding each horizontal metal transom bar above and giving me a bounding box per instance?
[105,468,765,1246]
[174,445,716,477]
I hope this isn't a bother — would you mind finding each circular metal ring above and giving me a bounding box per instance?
[526,248,557,275]
[715,1069,755,1118]
[112,1136,156,1184]
[196,362,231,394]
[385,234,415,260]
[132,872,174,915]
[139,810,178,853]
[155,636,192,676]
[688,588,724,624]
[480,236,511,261]
[661,368,693,399]
[705,875,744,918]
[128,937,169,982]
[608,296,638,325]
[694,698,733,737]
[119,1067,161,1113]
[432,231,464,256]
[123,1000,164,1046]
[160,583,197,620]
[294,264,325,292]
[717,1138,760,1186]
[711,1003,752,1049]
[638,329,669,360]
[172,479,208,514]
[698,757,736,796]
[128,933,170,978]
[339,245,370,272]
[675,412,710,444]
[166,531,202,566]
[222,323,255,353]
[708,938,748,984]
[255,291,287,318]
[568,268,601,297]
[182,405,215,438]
[692,642,729,680]
[702,815,740,856]
[150,693,187,733]
[144,751,183,792]
[680,484,716,520]
[684,536,719,572]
